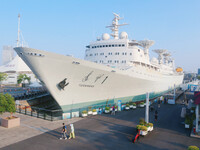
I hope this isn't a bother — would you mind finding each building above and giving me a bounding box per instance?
[198,68,200,75]
[2,46,15,65]
[0,55,36,85]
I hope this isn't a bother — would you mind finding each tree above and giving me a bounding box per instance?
[0,93,16,118]
[0,93,7,114]
[4,93,16,117]
[17,74,31,85]
[197,75,200,80]
[0,72,8,87]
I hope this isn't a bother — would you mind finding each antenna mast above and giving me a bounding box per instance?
[106,13,128,39]
[17,14,20,47]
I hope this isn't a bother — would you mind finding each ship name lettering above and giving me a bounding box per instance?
[79,84,94,88]
[94,74,104,83]
[82,71,94,82]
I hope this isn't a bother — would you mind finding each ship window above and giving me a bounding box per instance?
[86,54,88,57]
[138,49,140,52]
[100,45,102,48]
[86,45,90,48]
[97,46,99,48]
[119,44,121,47]
[114,60,119,63]
[100,53,104,55]
[130,53,132,55]
[89,54,93,56]
[35,53,37,56]
[112,45,114,47]
[94,46,96,48]
[122,53,124,55]
[30,53,33,55]
[115,44,117,47]
[109,45,111,47]
[106,45,108,47]
[122,44,125,47]
[103,45,105,47]
[125,53,127,55]
[92,46,94,48]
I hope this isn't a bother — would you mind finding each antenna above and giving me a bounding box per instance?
[16,14,28,47]
[106,13,128,39]
[138,40,155,55]
[17,14,20,47]
[163,52,171,64]
[153,49,168,64]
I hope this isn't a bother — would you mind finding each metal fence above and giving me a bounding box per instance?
[15,104,63,121]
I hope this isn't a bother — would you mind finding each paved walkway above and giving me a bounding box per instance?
[0,113,82,148]
[1,97,200,150]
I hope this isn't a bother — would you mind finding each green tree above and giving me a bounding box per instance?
[0,72,8,87]
[197,75,200,80]
[4,93,16,117]
[0,93,7,114]
[17,74,31,85]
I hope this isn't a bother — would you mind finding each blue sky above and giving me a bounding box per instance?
[0,0,199,72]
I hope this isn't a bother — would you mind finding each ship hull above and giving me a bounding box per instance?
[14,47,184,112]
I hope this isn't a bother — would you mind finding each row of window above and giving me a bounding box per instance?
[27,52,44,57]
[94,60,127,64]
[86,52,132,57]
[86,44,126,49]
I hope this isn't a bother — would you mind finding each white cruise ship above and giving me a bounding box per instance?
[14,13,184,112]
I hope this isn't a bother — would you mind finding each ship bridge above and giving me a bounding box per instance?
[85,13,176,74]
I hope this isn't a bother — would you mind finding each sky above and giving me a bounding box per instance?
[0,0,199,72]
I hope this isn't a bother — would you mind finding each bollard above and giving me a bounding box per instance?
[51,112,53,121]
[37,111,39,118]
[19,105,21,113]
[44,112,46,120]
[25,106,27,115]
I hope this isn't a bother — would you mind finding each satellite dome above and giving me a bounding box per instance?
[120,32,128,39]
[102,33,110,40]
[151,57,158,64]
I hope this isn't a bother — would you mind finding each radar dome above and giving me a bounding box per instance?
[120,32,128,39]
[151,57,158,64]
[102,33,110,40]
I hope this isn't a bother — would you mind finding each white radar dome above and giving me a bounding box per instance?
[120,32,128,39]
[151,57,159,64]
[102,33,110,40]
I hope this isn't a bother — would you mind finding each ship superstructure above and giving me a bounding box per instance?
[14,13,184,113]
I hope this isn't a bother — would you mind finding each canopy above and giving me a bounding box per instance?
[0,55,31,73]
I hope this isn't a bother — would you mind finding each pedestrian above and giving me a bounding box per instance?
[150,105,154,111]
[111,105,115,115]
[158,99,161,108]
[155,110,158,121]
[69,124,75,139]
[98,107,102,114]
[60,123,67,140]
[132,129,140,143]
[164,97,167,104]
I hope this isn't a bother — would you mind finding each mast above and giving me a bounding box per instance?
[106,13,128,39]
[17,14,20,47]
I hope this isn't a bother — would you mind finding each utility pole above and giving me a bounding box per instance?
[145,92,149,123]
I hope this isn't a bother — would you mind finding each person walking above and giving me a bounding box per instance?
[69,124,75,139]
[158,99,161,108]
[111,105,115,115]
[155,110,158,121]
[60,123,67,140]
